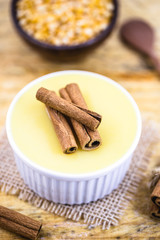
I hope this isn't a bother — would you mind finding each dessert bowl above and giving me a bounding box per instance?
[6,71,141,204]
[11,0,118,51]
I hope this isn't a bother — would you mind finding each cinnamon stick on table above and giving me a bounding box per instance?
[151,179,160,207]
[36,87,102,131]
[0,205,42,240]
[59,84,102,150]
[46,106,78,153]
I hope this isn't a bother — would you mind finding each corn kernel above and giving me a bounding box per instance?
[17,0,114,46]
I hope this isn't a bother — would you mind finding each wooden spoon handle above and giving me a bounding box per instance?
[149,52,160,74]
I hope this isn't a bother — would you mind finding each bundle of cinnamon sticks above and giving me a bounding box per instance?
[36,83,102,154]
[150,170,160,219]
[0,205,42,239]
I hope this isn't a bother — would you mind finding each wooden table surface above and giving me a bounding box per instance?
[1,0,160,239]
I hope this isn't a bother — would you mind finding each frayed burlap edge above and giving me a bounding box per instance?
[0,120,159,230]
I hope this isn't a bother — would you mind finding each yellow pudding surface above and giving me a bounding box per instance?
[11,72,138,174]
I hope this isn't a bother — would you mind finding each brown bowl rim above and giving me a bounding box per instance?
[11,0,118,51]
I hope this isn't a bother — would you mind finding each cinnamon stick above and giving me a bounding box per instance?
[150,203,160,219]
[151,179,160,207]
[60,84,101,150]
[0,205,42,240]
[36,87,102,131]
[46,106,77,153]
[66,83,102,149]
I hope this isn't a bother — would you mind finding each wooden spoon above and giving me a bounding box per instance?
[120,19,160,73]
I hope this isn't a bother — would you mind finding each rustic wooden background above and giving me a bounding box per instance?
[0,0,160,238]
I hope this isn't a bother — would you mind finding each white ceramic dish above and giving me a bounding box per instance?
[6,71,142,204]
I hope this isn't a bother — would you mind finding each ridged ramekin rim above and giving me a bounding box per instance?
[6,70,142,181]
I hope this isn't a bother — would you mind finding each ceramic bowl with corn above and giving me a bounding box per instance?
[11,0,118,50]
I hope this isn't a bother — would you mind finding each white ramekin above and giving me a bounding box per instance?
[6,70,142,205]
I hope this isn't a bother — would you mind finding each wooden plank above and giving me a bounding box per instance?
[0,0,160,238]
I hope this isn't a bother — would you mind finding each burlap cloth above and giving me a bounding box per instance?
[0,120,159,230]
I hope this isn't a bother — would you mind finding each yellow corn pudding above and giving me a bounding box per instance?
[10,71,138,174]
